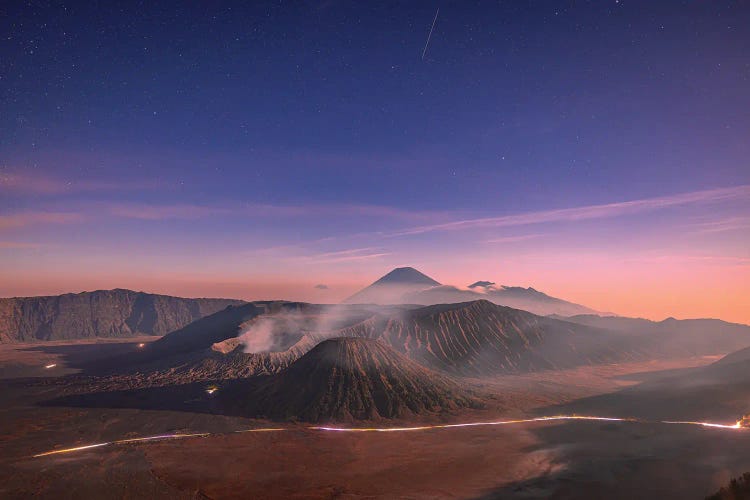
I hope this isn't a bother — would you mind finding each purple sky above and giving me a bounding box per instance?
[1,1,749,322]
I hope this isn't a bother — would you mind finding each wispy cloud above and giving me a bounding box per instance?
[623,254,750,267]
[102,201,444,222]
[0,241,44,249]
[689,216,750,234]
[0,212,85,230]
[106,203,229,220]
[387,185,750,237]
[485,234,543,244]
[288,247,392,264]
[0,172,160,194]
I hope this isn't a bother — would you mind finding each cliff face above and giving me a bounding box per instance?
[0,289,244,342]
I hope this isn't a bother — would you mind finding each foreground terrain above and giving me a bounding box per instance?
[1,337,747,499]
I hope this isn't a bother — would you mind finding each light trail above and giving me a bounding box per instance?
[31,415,746,458]
[661,420,742,430]
[312,416,633,432]
[33,442,110,457]
[44,364,57,369]
[234,428,286,434]
[32,433,210,458]
[114,432,210,444]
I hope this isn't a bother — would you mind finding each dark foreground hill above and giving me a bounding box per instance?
[223,337,480,421]
[549,344,750,422]
[0,289,244,343]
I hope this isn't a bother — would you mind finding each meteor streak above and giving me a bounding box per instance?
[32,415,746,458]
[421,8,439,60]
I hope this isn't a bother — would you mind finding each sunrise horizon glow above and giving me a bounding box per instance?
[2,2,748,324]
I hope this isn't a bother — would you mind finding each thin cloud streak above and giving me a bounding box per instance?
[623,254,750,267]
[689,216,750,234]
[0,241,44,249]
[0,212,85,230]
[102,201,446,221]
[286,247,392,264]
[0,172,161,194]
[485,234,543,244]
[386,185,750,237]
[107,203,230,220]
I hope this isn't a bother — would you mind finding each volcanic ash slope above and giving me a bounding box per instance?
[227,337,481,422]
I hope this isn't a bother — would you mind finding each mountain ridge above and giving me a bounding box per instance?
[345,267,601,316]
[0,289,245,343]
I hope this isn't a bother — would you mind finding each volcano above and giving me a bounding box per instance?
[118,300,645,383]
[338,300,643,375]
[344,267,440,304]
[344,267,600,316]
[230,337,479,421]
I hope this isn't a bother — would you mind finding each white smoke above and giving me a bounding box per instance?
[237,305,386,354]
[238,309,306,354]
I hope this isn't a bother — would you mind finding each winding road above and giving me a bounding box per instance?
[32,415,745,458]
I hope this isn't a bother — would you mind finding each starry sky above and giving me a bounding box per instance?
[2,1,749,322]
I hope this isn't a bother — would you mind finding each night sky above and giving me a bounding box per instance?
[2,1,749,322]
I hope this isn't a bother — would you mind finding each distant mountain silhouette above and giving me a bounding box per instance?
[344,267,600,316]
[344,267,441,304]
[370,267,441,286]
[557,314,750,356]
[0,289,244,342]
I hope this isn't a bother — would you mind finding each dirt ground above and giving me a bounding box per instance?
[0,339,744,499]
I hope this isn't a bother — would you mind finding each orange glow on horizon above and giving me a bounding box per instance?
[1,255,748,325]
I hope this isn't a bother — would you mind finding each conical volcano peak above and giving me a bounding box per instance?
[371,267,441,286]
[229,337,478,421]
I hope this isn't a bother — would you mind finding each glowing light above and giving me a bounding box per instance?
[661,420,743,430]
[234,428,287,433]
[33,442,110,457]
[309,415,633,433]
[206,386,219,395]
[32,433,211,458]
[137,343,145,348]
[44,364,57,369]
[31,415,746,459]
[114,432,210,444]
